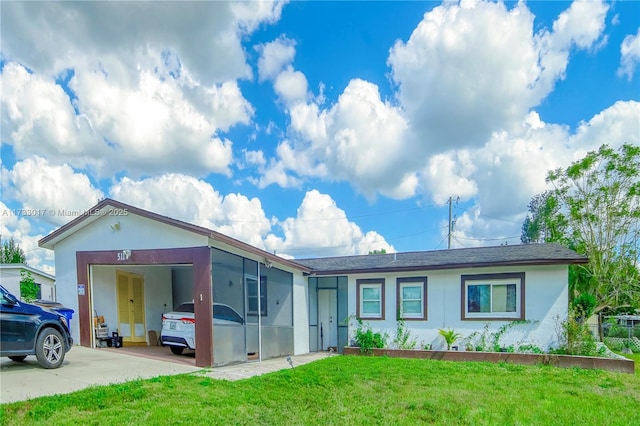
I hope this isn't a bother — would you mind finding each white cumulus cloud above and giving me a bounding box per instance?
[256,0,610,205]
[618,28,640,80]
[0,63,107,170]
[388,0,608,151]
[0,1,281,178]
[4,156,104,226]
[109,174,271,248]
[1,1,284,83]
[0,201,53,273]
[69,68,245,176]
[256,36,297,81]
[264,190,395,257]
[425,100,640,245]
[265,79,411,198]
[274,67,309,104]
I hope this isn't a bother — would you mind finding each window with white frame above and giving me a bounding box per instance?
[397,277,427,320]
[357,279,385,320]
[461,273,524,320]
[247,277,267,316]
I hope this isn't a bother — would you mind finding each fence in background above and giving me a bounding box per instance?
[598,315,640,353]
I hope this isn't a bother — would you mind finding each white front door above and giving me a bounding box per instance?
[318,289,337,351]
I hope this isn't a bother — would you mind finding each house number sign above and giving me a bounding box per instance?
[117,249,131,261]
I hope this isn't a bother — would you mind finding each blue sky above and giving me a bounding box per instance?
[1,0,639,273]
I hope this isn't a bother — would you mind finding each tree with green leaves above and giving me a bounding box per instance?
[1,236,26,264]
[19,270,39,302]
[368,248,387,255]
[544,144,640,314]
[520,190,567,244]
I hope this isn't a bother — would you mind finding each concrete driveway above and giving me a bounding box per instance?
[1,346,331,404]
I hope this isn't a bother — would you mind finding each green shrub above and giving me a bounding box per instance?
[392,318,417,350]
[603,337,625,351]
[517,344,544,354]
[465,323,491,352]
[554,311,598,356]
[438,328,462,350]
[490,320,532,352]
[349,316,387,354]
[464,321,534,352]
[608,326,629,338]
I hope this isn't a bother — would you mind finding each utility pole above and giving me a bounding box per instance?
[448,196,452,249]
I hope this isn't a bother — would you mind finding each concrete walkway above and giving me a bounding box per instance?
[1,346,332,404]
[201,351,331,381]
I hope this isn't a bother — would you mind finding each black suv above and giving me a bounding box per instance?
[0,285,73,368]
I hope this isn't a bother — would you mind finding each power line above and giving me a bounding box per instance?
[452,236,468,248]
[433,235,448,250]
[477,213,523,225]
[454,235,521,242]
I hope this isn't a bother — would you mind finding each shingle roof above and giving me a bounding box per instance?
[296,243,587,275]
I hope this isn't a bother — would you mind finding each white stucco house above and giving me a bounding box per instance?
[296,245,587,352]
[39,198,587,367]
[0,263,56,302]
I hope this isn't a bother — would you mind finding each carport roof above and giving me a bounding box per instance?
[38,198,312,273]
[296,243,588,275]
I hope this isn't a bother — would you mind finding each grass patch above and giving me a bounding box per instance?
[1,356,639,425]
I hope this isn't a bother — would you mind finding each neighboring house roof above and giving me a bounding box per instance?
[0,263,55,282]
[37,198,311,273]
[296,243,588,275]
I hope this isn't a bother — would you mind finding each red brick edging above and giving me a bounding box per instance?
[342,347,635,374]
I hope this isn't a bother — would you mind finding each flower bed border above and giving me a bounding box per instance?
[343,347,635,374]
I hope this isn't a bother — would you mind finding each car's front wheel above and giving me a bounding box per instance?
[8,355,27,362]
[170,346,184,355]
[35,328,65,369]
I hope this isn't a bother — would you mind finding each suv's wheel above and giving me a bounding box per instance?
[170,346,184,355]
[8,355,27,362]
[35,328,65,369]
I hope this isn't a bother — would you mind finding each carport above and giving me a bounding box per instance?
[78,248,300,368]
[77,246,213,367]
[38,198,312,369]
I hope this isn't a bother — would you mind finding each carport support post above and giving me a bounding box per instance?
[258,262,262,362]
[75,253,92,347]
[193,247,214,368]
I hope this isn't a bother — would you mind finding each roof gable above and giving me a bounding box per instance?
[38,198,212,249]
[38,198,311,273]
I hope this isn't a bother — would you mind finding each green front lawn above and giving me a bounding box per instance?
[1,356,639,425]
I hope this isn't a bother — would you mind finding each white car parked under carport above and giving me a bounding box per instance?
[160,302,244,355]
